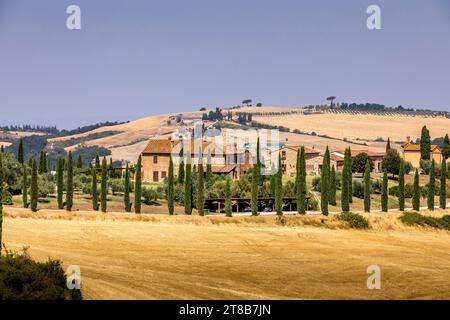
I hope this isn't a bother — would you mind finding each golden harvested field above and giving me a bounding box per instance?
[3,207,450,300]
[255,112,450,142]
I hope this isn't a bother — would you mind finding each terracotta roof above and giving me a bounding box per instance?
[402,143,441,153]
[351,150,385,158]
[271,145,319,155]
[142,139,212,155]
[330,154,344,161]
[211,164,237,174]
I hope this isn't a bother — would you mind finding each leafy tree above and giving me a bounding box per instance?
[56,157,64,209]
[352,153,373,174]
[134,156,142,214]
[320,147,330,215]
[413,169,420,211]
[124,163,131,212]
[197,155,205,216]
[381,171,388,212]
[275,154,283,215]
[251,166,258,216]
[30,159,38,212]
[101,157,108,213]
[398,160,405,211]
[178,145,185,184]
[18,138,24,164]
[329,165,337,206]
[66,152,73,211]
[382,148,401,178]
[91,167,99,211]
[420,126,431,160]
[428,160,435,210]
[297,147,307,214]
[168,157,174,215]
[363,160,371,212]
[225,177,232,217]
[442,134,450,160]
[440,160,447,209]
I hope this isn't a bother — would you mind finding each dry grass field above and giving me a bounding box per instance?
[3,207,450,300]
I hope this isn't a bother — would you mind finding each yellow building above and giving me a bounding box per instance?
[402,142,443,168]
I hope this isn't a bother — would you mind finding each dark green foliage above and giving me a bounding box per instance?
[382,148,401,177]
[0,251,82,300]
[76,154,83,169]
[363,160,371,212]
[385,138,391,152]
[339,212,370,229]
[296,147,307,214]
[66,152,73,212]
[124,163,132,212]
[442,134,450,160]
[168,157,174,215]
[428,160,435,210]
[275,154,283,215]
[57,157,64,210]
[101,157,108,213]
[206,152,212,185]
[352,153,374,174]
[197,155,205,216]
[347,148,353,203]
[341,147,350,212]
[251,166,258,215]
[30,160,38,212]
[184,156,192,215]
[18,139,24,164]
[95,155,100,169]
[398,160,405,211]
[440,160,447,209]
[0,154,3,255]
[178,146,185,184]
[134,156,142,214]
[399,212,450,231]
[420,125,431,160]
[329,165,337,206]
[256,137,262,185]
[22,164,28,208]
[320,147,330,215]
[413,169,420,211]
[381,171,388,212]
[91,167,99,211]
[225,177,232,217]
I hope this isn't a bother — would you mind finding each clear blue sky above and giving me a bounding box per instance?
[1,0,449,129]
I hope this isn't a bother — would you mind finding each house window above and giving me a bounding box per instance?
[161,171,167,179]
[281,151,286,160]
[153,155,158,164]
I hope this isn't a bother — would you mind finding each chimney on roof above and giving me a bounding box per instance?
[405,136,410,144]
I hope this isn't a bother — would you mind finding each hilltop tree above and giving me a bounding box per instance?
[18,138,24,164]
[91,167,99,211]
[178,145,185,184]
[420,126,431,160]
[381,170,388,212]
[382,148,401,178]
[341,147,350,212]
[275,154,283,215]
[66,152,73,211]
[398,160,405,211]
[168,156,174,215]
[225,177,232,217]
[321,147,330,215]
[22,164,28,208]
[385,138,391,153]
[197,154,205,216]
[57,157,64,209]
[413,169,420,211]
[251,167,258,216]
[326,96,336,107]
[296,147,307,214]
[440,160,447,209]
[76,154,83,169]
[442,134,450,160]
[101,157,108,213]
[329,165,337,206]
[363,160,371,213]
[184,156,192,215]
[134,156,142,214]
[427,160,435,210]
[124,163,131,212]
[30,159,38,212]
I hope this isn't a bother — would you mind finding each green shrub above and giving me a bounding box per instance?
[108,178,124,195]
[399,212,450,230]
[339,212,370,229]
[312,176,321,192]
[371,179,382,194]
[352,180,364,199]
[142,187,159,205]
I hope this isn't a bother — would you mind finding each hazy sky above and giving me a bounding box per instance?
[1,0,449,129]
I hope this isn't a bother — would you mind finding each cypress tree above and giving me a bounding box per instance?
[95,155,100,169]
[321,147,330,215]
[91,167,99,211]
[420,126,431,160]
[134,155,142,214]
[101,157,108,213]
[348,148,353,203]
[251,166,258,216]
[124,163,131,212]
[363,160,371,212]
[440,160,447,209]
[225,177,232,217]
[442,133,450,161]
[30,159,38,212]
[168,156,174,215]
[66,152,73,211]
[413,169,420,211]
[178,145,185,184]
[22,164,28,208]
[296,147,307,214]
[385,138,391,152]
[398,160,405,211]
[197,153,205,216]
[329,165,337,205]
[184,156,192,215]
[76,154,83,169]
[341,147,350,212]
[206,151,212,185]
[381,170,388,212]
[57,157,64,209]
[18,138,24,164]
[275,154,283,215]
[427,159,435,210]
[28,157,33,168]
[0,154,3,255]
[38,151,44,174]
[0,145,3,154]
[256,137,262,185]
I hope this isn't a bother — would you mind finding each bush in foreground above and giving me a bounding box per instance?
[399,212,450,231]
[338,212,370,229]
[0,251,82,300]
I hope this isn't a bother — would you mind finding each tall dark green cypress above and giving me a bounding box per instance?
[225,177,232,217]
[398,160,405,211]
[95,155,100,169]
[329,165,337,205]
[413,169,420,211]
[427,159,435,210]
[341,147,350,212]
[206,152,212,185]
[76,154,83,169]
[30,159,38,212]
[124,163,131,212]
[184,155,192,215]
[256,137,262,185]
[134,156,142,214]
[91,167,99,211]
[297,147,307,214]
[57,157,64,209]
[0,153,3,255]
[18,138,24,164]
[38,151,44,174]
[275,154,283,215]
[321,147,330,215]
[178,145,185,184]
[197,154,205,216]
[22,164,28,208]
[251,166,258,216]
[363,160,371,212]
[168,156,174,215]
[440,160,447,209]
[66,152,73,212]
[101,157,108,213]
[386,138,391,152]
[348,148,353,203]
[420,126,431,160]
[381,170,388,212]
